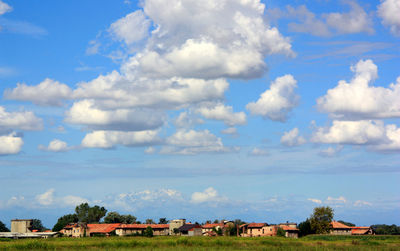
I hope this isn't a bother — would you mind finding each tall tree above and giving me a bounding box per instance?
[75,203,107,223]
[338,220,355,227]
[0,220,10,232]
[309,206,334,234]
[298,218,314,237]
[31,219,46,232]
[52,214,79,232]
[104,212,136,224]
[145,219,155,224]
[158,218,168,224]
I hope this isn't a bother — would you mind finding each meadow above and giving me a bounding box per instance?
[1,235,400,250]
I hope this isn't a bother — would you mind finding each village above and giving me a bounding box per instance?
[0,218,374,239]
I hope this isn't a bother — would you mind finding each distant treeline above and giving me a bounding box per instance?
[371,225,400,235]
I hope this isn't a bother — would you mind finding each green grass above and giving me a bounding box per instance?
[0,235,399,250]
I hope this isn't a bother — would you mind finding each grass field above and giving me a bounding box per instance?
[1,235,400,250]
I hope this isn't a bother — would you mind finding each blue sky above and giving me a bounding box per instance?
[0,0,399,229]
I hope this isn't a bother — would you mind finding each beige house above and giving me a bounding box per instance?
[11,219,32,233]
[330,221,353,235]
[177,224,202,236]
[240,223,299,238]
[201,223,225,235]
[115,224,169,236]
[169,219,186,235]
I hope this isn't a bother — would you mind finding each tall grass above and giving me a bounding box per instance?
[0,235,399,250]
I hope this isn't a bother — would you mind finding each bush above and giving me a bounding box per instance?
[143,226,153,237]
[276,227,286,237]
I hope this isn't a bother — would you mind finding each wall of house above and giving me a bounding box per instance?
[11,220,32,233]
[330,229,351,235]
[169,220,186,235]
[72,227,85,237]
[188,228,202,236]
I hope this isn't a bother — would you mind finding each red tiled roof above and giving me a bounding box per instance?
[117,224,169,229]
[247,223,266,228]
[331,221,352,229]
[202,223,224,229]
[280,225,299,231]
[351,227,371,235]
[87,223,121,233]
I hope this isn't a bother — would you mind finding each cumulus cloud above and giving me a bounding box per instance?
[38,139,70,152]
[109,10,150,46]
[0,0,12,15]
[378,0,400,36]
[247,74,299,122]
[280,128,306,146]
[36,188,55,206]
[81,130,160,149]
[354,200,372,207]
[4,78,72,106]
[65,99,165,131]
[317,59,400,119]
[326,196,347,204]
[196,103,246,126]
[308,198,322,204]
[191,187,226,204]
[161,129,236,155]
[221,127,238,135]
[319,145,344,157]
[36,189,88,207]
[249,147,269,156]
[0,106,43,132]
[276,2,373,37]
[0,132,23,155]
[174,111,204,128]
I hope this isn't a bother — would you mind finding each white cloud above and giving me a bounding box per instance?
[378,0,400,36]
[286,5,332,36]
[144,146,156,154]
[65,99,165,131]
[109,10,150,46]
[354,200,372,207]
[317,59,400,119]
[0,132,23,155]
[36,189,88,207]
[308,198,322,204]
[221,127,238,135]
[62,195,89,207]
[326,196,347,204]
[81,130,160,149]
[0,106,43,131]
[249,147,269,156]
[319,145,344,157]
[280,128,306,146]
[174,111,203,128]
[36,188,55,206]
[162,129,235,155]
[247,74,299,122]
[372,124,400,152]
[191,187,226,204]
[0,0,12,15]
[38,139,70,152]
[196,103,246,126]
[4,78,72,106]
[324,1,374,35]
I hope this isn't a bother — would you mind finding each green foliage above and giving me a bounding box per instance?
[143,226,153,237]
[276,227,286,237]
[31,219,46,232]
[145,219,155,224]
[158,218,168,224]
[75,203,107,223]
[0,220,10,232]
[298,218,314,237]
[52,213,78,232]
[371,224,400,235]
[173,228,180,234]
[338,220,355,227]
[310,206,334,234]
[103,212,136,224]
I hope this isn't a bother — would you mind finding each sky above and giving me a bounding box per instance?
[0,0,399,229]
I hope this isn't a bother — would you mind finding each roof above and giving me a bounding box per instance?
[178,224,201,231]
[247,223,267,228]
[87,223,121,233]
[202,223,224,229]
[117,224,169,229]
[331,221,352,229]
[280,225,299,231]
[351,227,371,235]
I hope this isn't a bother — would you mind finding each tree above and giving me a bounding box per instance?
[104,212,137,224]
[52,214,79,232]
[309,206,334,234]
[31,219,46,232]
[338,220,355,227]
[145,219,155,224]
[371,224,400,235]
[277,227,286,237]
[75,203,107,223]
[158,218,168,224]
[298,219,314,237]
[0,220,10,232]
[143,226,153,237]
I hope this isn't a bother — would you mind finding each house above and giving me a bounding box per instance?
[240,223,270,237]
[169,219,186,235]
[330,221,352,235]
[351,226,375,235]
[0,219,57,239]
[115,224,169,236]
[279,225,299,238]
[11,219,33,233]
[86,223,121,236]
[201,223,225,235]
[177,224,202,236]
